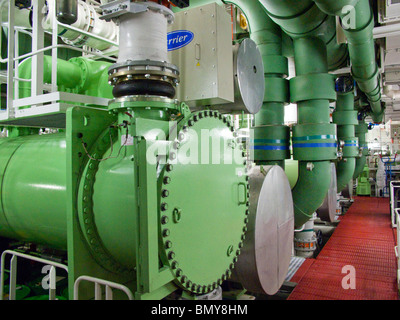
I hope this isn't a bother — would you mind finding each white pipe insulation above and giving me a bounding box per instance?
[43,0,118,51]
[117,10,169,63]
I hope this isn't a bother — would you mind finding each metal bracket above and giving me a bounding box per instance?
[100,0,174,23]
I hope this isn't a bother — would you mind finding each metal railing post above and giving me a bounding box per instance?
[74,275,134,300]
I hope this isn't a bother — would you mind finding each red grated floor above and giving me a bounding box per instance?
[288,196,399,300]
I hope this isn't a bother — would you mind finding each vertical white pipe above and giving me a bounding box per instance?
[117,10,169,63]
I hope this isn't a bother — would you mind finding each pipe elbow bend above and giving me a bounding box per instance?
[292,161,332,227]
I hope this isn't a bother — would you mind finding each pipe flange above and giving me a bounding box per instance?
[101,1,174,24]
[78,128,133,275]
[160,111,249,294]
[108,60,180,98]
[61,2,96,48]
[108,60,180,85]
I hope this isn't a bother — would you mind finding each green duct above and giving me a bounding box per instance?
[313,0,360,16]
[258,0,348,71]
[291,37,337,227]
[0,133,67,249]
[313,0,384,123]
[259,0,338,227]
[333,90,358,192]
[18,55,113,99]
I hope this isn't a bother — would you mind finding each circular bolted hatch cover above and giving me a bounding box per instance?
[159,111,249,294]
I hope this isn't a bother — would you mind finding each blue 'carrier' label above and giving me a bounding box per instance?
[167,30,194,51]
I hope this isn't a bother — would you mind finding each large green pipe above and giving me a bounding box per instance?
[313,0,384,123]
[333,90,358,192]
[258,0,348,71]
[18,56,113,99]
[0,134,67,249]
[291,37,337,227]
[259,1,338,227]
[0,131,138,268]
[0,112,169,268]
[343,0,384,123]
[313,0,360,16]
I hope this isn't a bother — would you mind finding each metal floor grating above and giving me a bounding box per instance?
[288,196,399,300]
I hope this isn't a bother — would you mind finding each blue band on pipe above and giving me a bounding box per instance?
[344,144,359,147]
[293,143,337,148]
[252,139,289,144]
[252,146,290,151]
[292,135,336,142]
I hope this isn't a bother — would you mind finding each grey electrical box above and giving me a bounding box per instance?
[168,3,235,108]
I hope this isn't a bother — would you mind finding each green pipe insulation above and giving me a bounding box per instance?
[259,0,338,227]
[333,90,358,192]
[313,0,360,16]
[229,1,290,167]
[0,133,67,249]
[258,0,348,71]
[353,120,369,179]
[0,109,172,266]
[18,55,113,99]
[342,0,384,123]
[313,0,384,123]
[291,37,337,227]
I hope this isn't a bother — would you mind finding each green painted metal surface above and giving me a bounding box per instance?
[333,91,358,192]
[354,120,369,179]
[0,95,248,299]
[226,0,291,166]
[339,0,385,123]
[356,165,371,196]
[18,55,113,100]
[0,133,67,249]
[159,110,248,293]
[291,36,336,227]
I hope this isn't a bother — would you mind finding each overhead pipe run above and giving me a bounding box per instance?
[313,0,385,123]
[259,0,338,227]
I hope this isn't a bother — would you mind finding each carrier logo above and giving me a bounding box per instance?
[167,30,194,51]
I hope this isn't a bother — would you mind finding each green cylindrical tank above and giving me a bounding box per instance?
[18,56,113,100]
[0,133,67,249]
[0,102,249,295]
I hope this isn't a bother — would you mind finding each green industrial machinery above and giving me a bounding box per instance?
[356,165,372,196]
[0,0,386,301]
